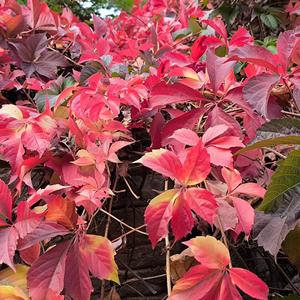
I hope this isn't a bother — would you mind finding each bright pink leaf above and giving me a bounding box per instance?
[229,268,268,300]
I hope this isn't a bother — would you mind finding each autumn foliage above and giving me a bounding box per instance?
[0,0,300,299]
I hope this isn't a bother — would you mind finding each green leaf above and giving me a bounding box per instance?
[282,296,300,300]
[260,14,278,30]
[259,150,300,211]
[282,223,300,270]
[112,0,133,12]
[35,76,75,111]
[80,61,106,85]
[237,118,300,154]
[172,28,191,41]
[188,17,201,34]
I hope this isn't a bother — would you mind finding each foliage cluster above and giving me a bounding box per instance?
[0,0,300,299]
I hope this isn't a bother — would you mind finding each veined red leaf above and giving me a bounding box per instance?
[14,201,41,239]
[185,188,218,225]
[0,179,12,222]
[18,222,70,250]
[64,241,93,300]
[184,236,230,269]
[161,108,205,146]
[229,268,268,300]
[243,73,279,118]
[80,234,119,283]
[0,226,18,271]
[181,141,211,186]
[206,48,235,94]
[144,189,179,247]
[20,243,40,265]
[168,265,223,300]
[135,149,182,182]
[171,192,194,241]
[28,240,71,300]
[229,45,278,73]
[149,82,204,108]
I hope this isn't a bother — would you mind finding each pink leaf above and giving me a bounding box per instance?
[0,179,12,221]
[232,197,255,238]
[0,226,18,271]
[229,267,268,300]
[18,222,70,250]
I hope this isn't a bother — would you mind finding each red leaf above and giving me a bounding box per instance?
[229,267,268,300]
[229,45,278,73]
[14,201,40,238]
[149,82,204,108]
[0,179,12,221]
[243,73,279,118]
[18,222,70,250]
[64,241,93,300]
[184,236,230,269]
[0,226,18,271]
[136,149,182,182]
[28,240,71,300]
[20,243,40,265]
[144,189,178,247]
[206,48,235,94]
[202,18,228,42]
[186,188,218,225]
[168,265,223,300]
[171,192,194,240]
[181,141,211,186]
[80,234,119,283]
[161,108,205,146]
